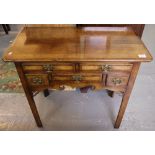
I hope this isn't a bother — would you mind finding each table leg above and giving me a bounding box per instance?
[80,85,95,93]
[43,89,50,97]
[2,24,8,34]
[6,24,11,31]
[114,62,140,128]
[15,62,43,127]
[107,90,114,97]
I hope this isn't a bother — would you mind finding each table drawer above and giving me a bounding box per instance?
[25,74,49,86]
[23,63,75,72]
[106,72,130,88]
[52,73,103,82]
[81,63,132,72]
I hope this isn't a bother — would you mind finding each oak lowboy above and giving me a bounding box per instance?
[3,25,153,128]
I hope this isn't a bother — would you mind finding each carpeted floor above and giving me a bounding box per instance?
[0,24,155,130]
[0,59,23,93]
[0,25,23,93]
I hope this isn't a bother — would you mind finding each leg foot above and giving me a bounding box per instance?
[6,24,10,31]
[107,90,114,97]
[43,89,50,97]
[2,24,8,34]
[80,85,95,93]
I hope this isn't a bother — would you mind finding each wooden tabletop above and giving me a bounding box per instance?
[3,26,153,62]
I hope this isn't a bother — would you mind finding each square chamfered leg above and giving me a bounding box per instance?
[114,62,140,128]
[6,24,11,31]
[2,24,9,34]
[107,90,114,98]
[15,62,43,127]
[43,89,50,97]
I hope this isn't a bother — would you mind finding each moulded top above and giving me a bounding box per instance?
[3,26,153,62]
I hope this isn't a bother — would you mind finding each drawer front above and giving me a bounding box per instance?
[23,63,74,72]
[25,74,49,86]
[52,73,103,82]
[106,72,130,88]
[23,63,132,73]
[81,63,132,72]
[23,62,132,91]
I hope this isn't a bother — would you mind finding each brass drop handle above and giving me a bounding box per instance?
[101,64,111,72]
[32,77,43,84]
[112,78,122,85]
[72,75,82,82]
[43,64,54,72]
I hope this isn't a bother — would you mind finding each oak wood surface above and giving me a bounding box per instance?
[77,24,145,38]
[3,26,152,62]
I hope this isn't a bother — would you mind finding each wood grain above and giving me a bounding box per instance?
[77,24,145,38]
[3,26,152,62]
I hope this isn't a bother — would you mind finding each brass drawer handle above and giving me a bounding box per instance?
[72,75,82,82]
[112,78,122,85]
[101,65,111,72]
[32,77,43,85]
[43,64,54,72]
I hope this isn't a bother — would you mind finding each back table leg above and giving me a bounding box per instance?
[114,63,140,128]
[2,24,8,34]
[43,89,50,97]
[107,90,114,97]
[15,62,43,127]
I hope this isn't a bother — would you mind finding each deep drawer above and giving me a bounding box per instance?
[52,73,103,82]
[106,72,130,88]
[25,74,49,86]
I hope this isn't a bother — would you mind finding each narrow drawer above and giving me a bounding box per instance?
[106,72,130,88]
[23,63,75,72]
[52,73,103,82]
[81,63,132,72]
[25,74,49,86]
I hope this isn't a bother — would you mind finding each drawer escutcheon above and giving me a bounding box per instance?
[32,77,43,85]
[72,75,82,82]
[42,64,54,72]
[112,78,122,85]
[101,64,111,72]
